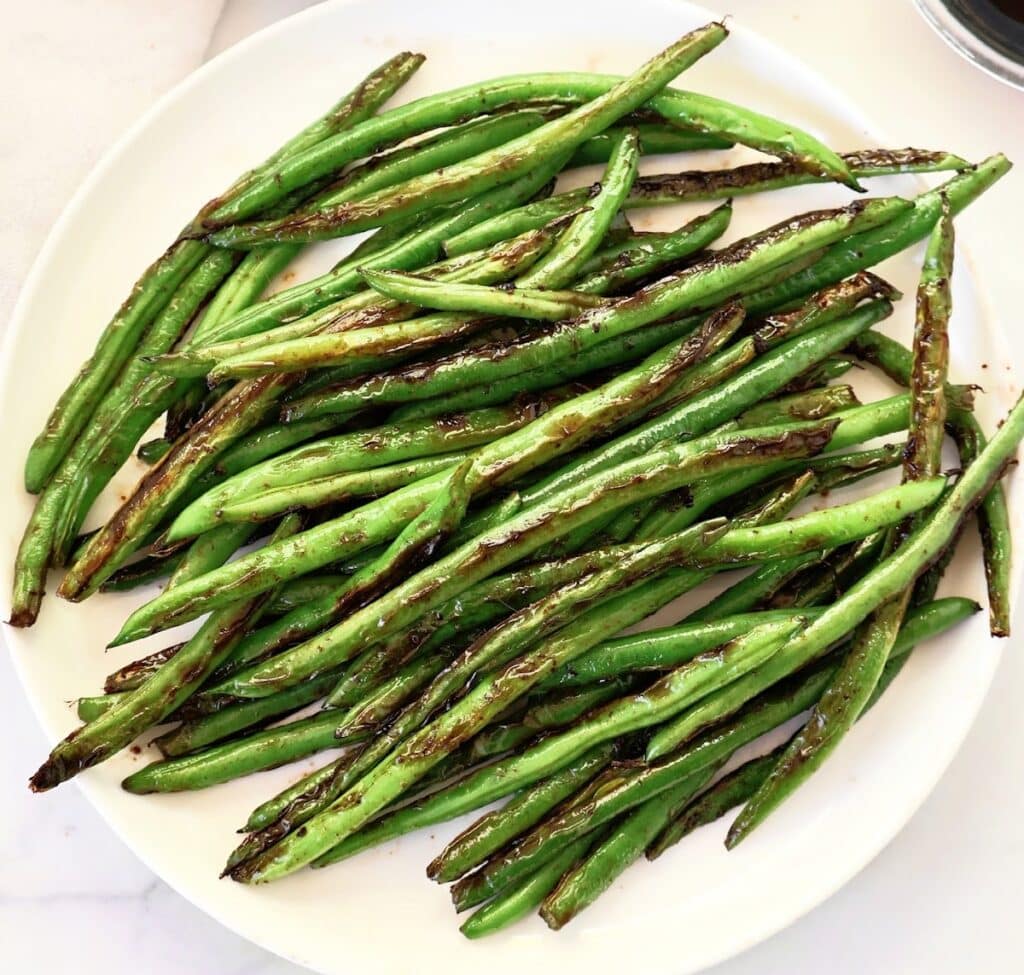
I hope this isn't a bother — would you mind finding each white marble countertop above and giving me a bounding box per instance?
[2,2,1022,972]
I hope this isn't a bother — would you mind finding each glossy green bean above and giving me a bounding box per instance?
[647,746,783,859]
[743,154,1010,313]
[725,203,956,846]
[648,391,1024,762]
[521,127,640,288]
[216,110,553,243]
[853,330,1011,637]
[29,516,302,790]
[538,765,717,929]
[283,199,908,421]
[118,311,740,641]
[175,393,562,537]
[311,598,976,866]
[214,421,836,698]
[522,300,895,508]
[122,711,368,794]
[460,830,599,938]
[153,672,341,758]
[428,745,615,884]
[226,475,800,870]
[56,164,570,604]
[23,51,423,494]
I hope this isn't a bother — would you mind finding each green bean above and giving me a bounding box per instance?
[697,554,827,623]
[428,745,616,883]
[313,598,975,866]
[55,168,567,605]
[227,475,799,871]
[202,197,499,340]
[647,746,784,859]
[122,711,369,794]
[155,222,559,381]
[75,694,117,721]
[538,764,718,929]
[208,28,726,244]
[213,416,349,476]
[208,288,603,383]
[23,51,423,494]
[567,122,730,165]
[520,127,640,288]
[211,251,563,385]
[236,612,800,882]
[29,516,303,790]
[443,621,803,910]
[160,242,306,442]
[225,454,475,524]
[363,272,606,319]
[153,672,341,758]
[522,679,637,730]
[218,110,553,243]
[161,218,560,384]
[204,26,732,231]
[10,251,241,626]
[547,610,822,690]
[852,329,1011,636]
[460,830,600,938]
[442,146,961,258]
[526,302,895,508]
[725,202,956,846]
[948,414,1013,635]
[659,478,945,568]
[169,523,255,588]
[137,438,172,465]
[648,391,1024,763]
[743,154,1010,313]
[101,643,184,694]
[334,645,469,735]
[99,549,186,593]
[175,394,562,538]
[210,56,875,230]
[469,724,535,759]
[301,471,944,867]
[575,204,733,294]
[263,575,347,617]
[212,421,838,698]
[736,386,860,426]
[626,147,966,208]
[23,240,207,496]
[213,544,631,726]
[652,593,971,859]
[773,530,888,609]
[117,311,741,641]
[302,475,806,848]
[284,199,908,422]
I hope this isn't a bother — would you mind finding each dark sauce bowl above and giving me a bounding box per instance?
[916,0,1024,89]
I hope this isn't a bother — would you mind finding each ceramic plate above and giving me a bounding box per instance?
[2,1,1018,972]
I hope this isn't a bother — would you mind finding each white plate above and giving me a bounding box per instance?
[1,1,1018,972]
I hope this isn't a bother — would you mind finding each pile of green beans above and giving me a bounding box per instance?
[17,23,1017,942]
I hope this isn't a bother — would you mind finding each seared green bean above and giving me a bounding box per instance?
[428,745,616,883]
[460,830,600,938]
[283,199,908,421]
[538,764,718,928]
[725,202,956,845]
[309,598,976,865]
[743,154,1010,312]
[29,516,302,790]
[648,390,1024,763]
[117,311,741,640]
[122,711,368,794]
